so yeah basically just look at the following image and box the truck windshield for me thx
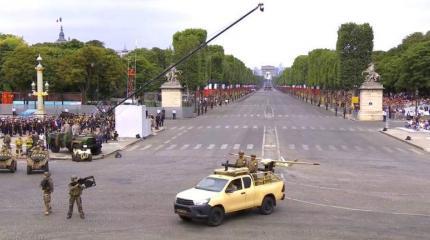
[195,177,228,192]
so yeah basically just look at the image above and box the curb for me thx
[379,130,428,152]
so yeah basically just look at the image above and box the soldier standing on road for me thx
[67,176,85,219]
[3,134,11,149]
[40,172,54,215]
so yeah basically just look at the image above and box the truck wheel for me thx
[91,148,101,155]
[259,196,275,215]
[27,166,32,175]
[179,215,192,222]
[45,162,49,172]
[207,206,224,226]
[87,155,92,161]
[10,161,16,173]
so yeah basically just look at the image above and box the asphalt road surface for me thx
[1,89,429,240]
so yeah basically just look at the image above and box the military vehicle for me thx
[0,146,17,173]
[174,153,318,226]
[48,132,102,155]
[72,144,92,162]
[27,146,49,174]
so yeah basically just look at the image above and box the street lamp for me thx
[32,54,49,116]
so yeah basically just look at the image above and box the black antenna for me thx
[104,3,264,116]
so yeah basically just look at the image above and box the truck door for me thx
[223,178,246,212]
[242,176,256,208]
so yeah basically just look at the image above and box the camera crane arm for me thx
[104,3,264,116]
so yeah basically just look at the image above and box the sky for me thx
[0,0,429,69]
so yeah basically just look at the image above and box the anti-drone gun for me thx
[72,176,96,189]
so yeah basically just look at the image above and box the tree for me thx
[336,23,374,90]
[398,41,430,94]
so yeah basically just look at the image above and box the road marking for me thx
[349,128,355,131]
[207,144,215,150]
[187,126,193,130]
[154,145,164,151]
[330,127,335,131]
[197,126,203,129]
[339,128,346,131]
[127,144,140,152]
[170,126,177,130]
[300,126,306,130]
[288,144,295,150]
[225,125,230,128]
[302,144,309,151]
[368,146,376,151]
[319,127,326,130]
[193,144,202,150]
[278,114,282,117]
[395,147,407,153]
[291,126,297,130]
[357,127,365,131]
[234,125,239,129]
[247,144,254,150]
[180,144,190,150]
[244,114,248,117]
[140,145,152,151]
[243,125,248,128]
[166,144,177,150]
[257,114,260,117]
[250,114,254,117]
[206,126,212,128]
[341,145,348,150]
[329,145,337,150]
[408,148,424,155]
[282,126,287,129]
[367,128,374,132]
[164,140,171,144]
[315,145,322,151]
[215,125,221,129]
[253,125,258,129]
[354,146,362,151]
[310,126,315,130]
[285,115,289,117]
[233,144,241,150]
[220,144,228,149]
[178,126,185,130]
[382,147,393,153]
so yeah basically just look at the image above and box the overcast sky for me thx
[1,0,429,69]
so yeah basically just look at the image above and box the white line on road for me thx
[170,126,177,129]
[282,126,287,129]
[253,125,258,129]
[247,144,254,150]
[349,128,355,131]
[207,144,215,150]
[234,125,239,129]
[395,147,407,153]
[243,125,248,128]
[408,148,424,155]
[180,144,190,150]
[166,144,177,150]
[215,125,221,129]
[368,146,376,151]
[126,144,140,152]
[225,125,230,128]
[382,146,393,153]
[315,145,322,151]
[206,126,212,128]
[178,126,185,130]
[187,126,193,130]
[154,145,164,151]
[319,127,326,130]
[193,144,202,150]
[301,126,307,130]
[220,144,228,150]
[291,126,297,130]
[310,126,315,130]
[341,145,348,150]
[329,145,337,150]
[288,144,295,150]
[233,144,241,150]
[140,145,152,151]
[197,126,203,129]
[354,146,362,151]
[302,144,309,151]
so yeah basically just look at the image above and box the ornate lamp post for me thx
[32,54,49,116]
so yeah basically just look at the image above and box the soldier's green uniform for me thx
[3,134,11,149]
[247,154,258,173]
[40,172,53,215]
[67,176,85,219]
[235,151,246,168]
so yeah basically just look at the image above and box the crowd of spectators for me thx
[383,93,430,120]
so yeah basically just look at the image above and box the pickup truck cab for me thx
[174,167,285,226]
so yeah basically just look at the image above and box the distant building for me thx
[116,46,129,58]
[56,26,67,43]
[261,65,278,78]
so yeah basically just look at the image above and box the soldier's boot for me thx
[80,213,85,219]
[67,214,72,219]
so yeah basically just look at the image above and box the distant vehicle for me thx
[26,146,49,174]
[0,147,16,173]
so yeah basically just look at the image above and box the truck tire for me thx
[207,206,224,226]
[27,165,32,175]
[10,160,16,173]
[179,215,192,222]
[259,196,275,215]
[45,162,49,172]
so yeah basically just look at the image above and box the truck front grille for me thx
[176,198,194,205]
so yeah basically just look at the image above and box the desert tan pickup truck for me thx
[174,167,285,226]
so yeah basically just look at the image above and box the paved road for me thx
[1,89,429,240]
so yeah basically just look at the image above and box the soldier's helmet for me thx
[239,151,244,156]
[71,175,78,182]
[44,171,50,177]
[250,154,256,159]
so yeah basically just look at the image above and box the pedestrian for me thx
[161,109,165,127]
[383,109,387,122]
[172,109,177,120]
[67,176,85,219]
[155,113,161,130]
[40,171,54,215]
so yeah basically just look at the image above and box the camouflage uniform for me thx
[235,151,246,168]
[67,176,85,219]
[15,137,23,155]
[3,134,11,149]
[40,172,53,215]
[247,154,258,173]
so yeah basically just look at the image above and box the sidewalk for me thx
[380,127,430,152]
[8,127,165,161]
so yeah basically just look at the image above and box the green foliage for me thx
[336,23,374,89]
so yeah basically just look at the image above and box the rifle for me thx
[75,176,96,188]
